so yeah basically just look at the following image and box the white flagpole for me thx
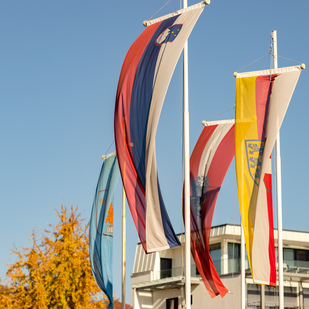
[241,224,246,309]
[271,30,284,309]
[122,186,126,309]
[182,0,191,307]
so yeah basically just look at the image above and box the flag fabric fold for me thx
[186,120,235,297]
[89,153,120,309]
[235,65,302,286]
[114,2,205,253]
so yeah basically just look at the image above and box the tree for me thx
[1,206,109,309]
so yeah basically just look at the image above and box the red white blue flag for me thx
[186,120,234,297]
[114,2,205,253]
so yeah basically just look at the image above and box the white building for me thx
[131,224,309,309]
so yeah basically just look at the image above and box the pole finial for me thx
[301,63,306,70]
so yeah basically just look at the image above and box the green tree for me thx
[2,206,109,309]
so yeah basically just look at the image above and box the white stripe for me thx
[145,7,204,252]
[251,68,301,284]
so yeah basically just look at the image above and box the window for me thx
[283,248,309,269]
[161,258,172,279]
[228,243,241,273]
[166,297,178,309]
[210,243,221,274]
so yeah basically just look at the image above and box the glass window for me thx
[228,243,240,258]
[228,243,240,273]
[210,243,221,274]
[166,297,178,309]
[295,249,309,261]
[161,258,172,279]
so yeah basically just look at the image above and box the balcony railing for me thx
[155,258,309,280]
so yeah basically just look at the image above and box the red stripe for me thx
[255,75,277,139]
[255,76,271,139]
[114,22,161,252]
[264,173,277,286]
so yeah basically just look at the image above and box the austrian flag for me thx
[185,119,235,298]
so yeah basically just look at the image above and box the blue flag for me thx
[89,153,120,309]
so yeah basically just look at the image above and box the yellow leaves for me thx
[1,205,107,308]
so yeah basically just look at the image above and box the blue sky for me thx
[1,0,308,304]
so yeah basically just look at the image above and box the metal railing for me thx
[154,258,309,280]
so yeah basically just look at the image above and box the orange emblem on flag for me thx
[105,203,113,228]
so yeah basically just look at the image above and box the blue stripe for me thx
[130,15,178,189]
[156,175,181,248]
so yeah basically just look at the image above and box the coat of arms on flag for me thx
[245,139,264,185]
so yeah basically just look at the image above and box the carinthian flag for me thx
[89,153,120,309]
[235,65,302,286]
[186,120,234,298]
[114,2,206,253]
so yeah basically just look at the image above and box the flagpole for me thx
[182,0,191,307]
[241,224,246,309]
[122,186,126,309]
[271,30,284,309]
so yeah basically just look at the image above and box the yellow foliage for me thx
[1,205,109,309]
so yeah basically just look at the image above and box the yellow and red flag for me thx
[235,65,302,286]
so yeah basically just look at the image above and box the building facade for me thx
[131,224,309,309]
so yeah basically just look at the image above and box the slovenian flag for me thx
[186,120,234,297]
[89,153,120,309]
[114,2,206,253]
[235,65,302,286]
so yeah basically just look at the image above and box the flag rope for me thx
[104,141,115,157]
[203,105,235,122]
[235,52,271,74]
[146,0,174,24]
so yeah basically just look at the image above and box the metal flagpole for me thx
[122,186,126,309]
[241,224,246,309]
[182,0,191,307]
[271,30,284,309]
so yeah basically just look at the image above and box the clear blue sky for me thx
[1,0,308,304]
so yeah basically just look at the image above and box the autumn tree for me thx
[1,206,109,309]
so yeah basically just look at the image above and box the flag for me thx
[114,2,206,253]
[235,65,302,286]
[186,120,234,297]
[89,153,120,309]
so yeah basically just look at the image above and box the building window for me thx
[283,248,309,270]
[166,297,178,309]
[195,266,200,277]
[161,258,172,279]
[210,243,221,275]
[228,243,241,273]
